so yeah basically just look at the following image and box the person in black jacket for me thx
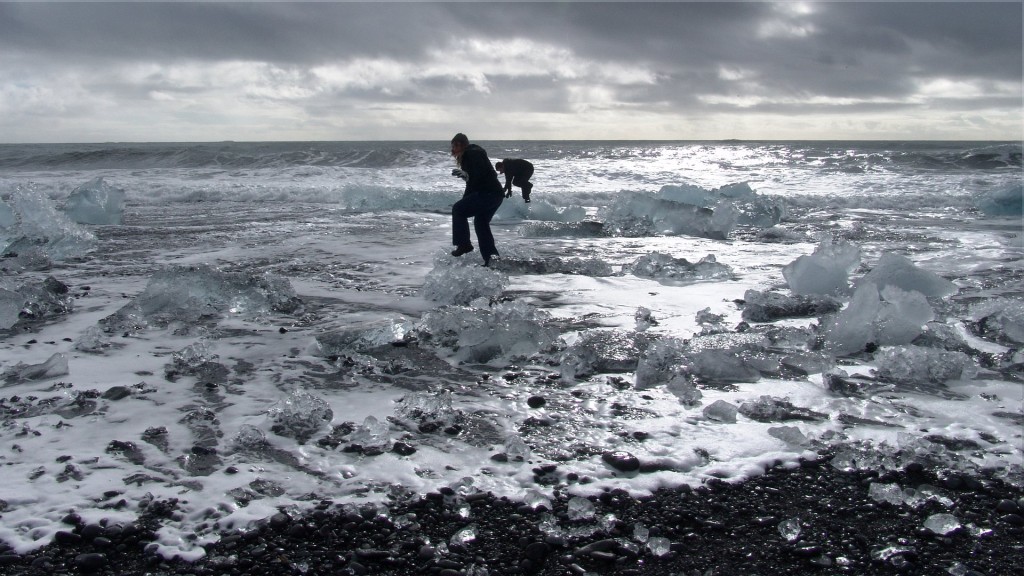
[495,158,534,202]
[449,133,504,266]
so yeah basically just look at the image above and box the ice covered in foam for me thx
[823,283,936,356]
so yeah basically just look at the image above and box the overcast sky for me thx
[1,1,1021,143]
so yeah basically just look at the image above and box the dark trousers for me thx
[512,166,534,198]
[452,192,504,257]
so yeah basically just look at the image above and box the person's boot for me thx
[451,244,474,257]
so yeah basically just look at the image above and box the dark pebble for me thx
[74,553,108,571]
[392,441,417,455]
[527,395,546,408]
[996,499,1021,514]
[601,450,640,472]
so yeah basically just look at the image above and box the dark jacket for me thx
[460,144,503,197]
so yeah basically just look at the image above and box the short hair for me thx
[495,161,504,170]
[451,133,469,146]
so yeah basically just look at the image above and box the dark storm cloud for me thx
[0,2,1020,141]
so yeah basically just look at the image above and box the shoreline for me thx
[2,452,1021,575]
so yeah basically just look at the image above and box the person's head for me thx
[450,133,469,159]
[495,161,504,173]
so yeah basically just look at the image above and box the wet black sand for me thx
[1,452,1021,575]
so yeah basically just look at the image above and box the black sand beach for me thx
[2,452,1021,576]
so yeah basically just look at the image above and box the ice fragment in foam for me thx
[858,252,957,298]
[782,238,860,297]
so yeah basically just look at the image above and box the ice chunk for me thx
[859,252,957,298]
[524,489,551,510]
[875,285,934,345]
[822,283,881,356]
[874,345,976,384]
[232,424,270,451]
[634,337,688,389]
[496,199,587,222]
[702,399,738,423]
[3,352,69,383]
[768,426,808,445]
[599,192,735,239]
[450,524,477,547]
[665,375,702,406]
[519,220,607,238]
[969,298,1024,344]
[868,482,904,505]
[420,300,557,363]
[0,287,23,329]
[685,348,763,384]
[635,307,657,332]
[316,317,415,355]
[782,238,861,296]
[101,264,301,333]
[567,496,596,521]
[5,185,96,261]
[347,415,390,450]
[647,536,671,557]
[974,182,1022,217]
[694,308,726,335]
[503,434,531,461]
[633,522,650,542]
[395,390,457,427]
[421,261,507,305]
[657,182,785,228]
[740,396,828,422]
[626,252,734,283]
[923,513,961,535]
[63,177,125,225]
[560,329,652,380]
[777,517,802,542]
[741,289,841,322]
[267,389,334,443]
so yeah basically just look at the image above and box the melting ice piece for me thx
[348,415,391,450]
[63,177,126,225]
[233,424,270,451]
[874,345,976,384]
[504,434,531,461]
[647,536,672,557]
[665,375,702,407]
[524,489,551,510]
[778,517,802,542]
[626,252,734,282]
[450,524,477,547]
[970,298,1024,344]
[266,389,334,443]
[6,185,97,261]
[868,482,904,505]
[316,317,415,355]
[421,263,507,305]
[702,400,738,423]
[859,252,957,298]
[4,352,69,383]
[567,496,596,521]
[923,513,961,535]
[633,522,650,543]
[0,287,21,329]
[768,426,808,446]
[782,238,860,297]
